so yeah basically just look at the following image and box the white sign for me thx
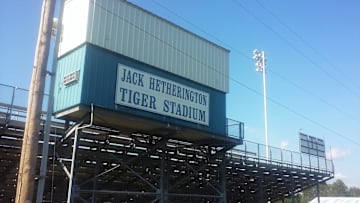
[63,70,80,86]
[115,64,210,126]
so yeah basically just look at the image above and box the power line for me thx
[265,92,360,146]
[150,0,360,146]
[151,0,251,60]
[151,0,359,122]
[232,0,360,101]
[91,0,225,85]
[97,0,360,147]
[232,77,360,146]
[267,69,360,123]
[254,0,360,95]
[233,0,360,123]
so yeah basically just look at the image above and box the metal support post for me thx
[159,153,168,203]
[258,182,264,203]
[36,0,65,202]
[15,0,55,202]
[67,127,80,203]
[5,86,16,126]
[219,158,227,203]
[91,153,100,203]
[317,155,320,171]
[257,143,260,162]
[316,183,320,203]
[289,181,296,203]
[67,105,94,202]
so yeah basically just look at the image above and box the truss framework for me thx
[0,102,334,203]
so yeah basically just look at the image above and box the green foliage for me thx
[348,187,360,197]
[275,179,360,203]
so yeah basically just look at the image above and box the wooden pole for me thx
[36,0,65,201]
[15,0,55,202]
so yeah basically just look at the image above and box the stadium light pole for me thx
[253,49,269,160]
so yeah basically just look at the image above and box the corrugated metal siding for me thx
[54,45,86,113]
[54,44,226,135]
[84,0,229,92]
[81,45,118,108]
[79,44,226,136]
[58,0,89,56]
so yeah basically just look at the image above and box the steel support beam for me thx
[258,181,264,203]
[78,189,156,196]
[78,135,168,188]
[219,156,227,203]
[168,161,209,191]
[316,183,320,203]
[91,150,100,203]
[67,127,80,203]
[110,153,158,191]
[159,152,168,203]
[167,193,220,198]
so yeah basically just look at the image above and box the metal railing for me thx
[1,83,246,140]
[0,83,49,123]
[0,83,333,175]
[229,140,334,174]
[226,118,244,140]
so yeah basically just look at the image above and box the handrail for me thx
[230,140,334,175]
[0,83,333,175]
[226,118,244,140]
[0,83,49,124]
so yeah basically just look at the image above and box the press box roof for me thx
[59,0,230,92]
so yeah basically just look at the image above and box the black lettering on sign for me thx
[118,87,156,110]
[120,68,144,87]
[163,99,206,123]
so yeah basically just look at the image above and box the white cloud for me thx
[244,126,260,136]
[334,172,347,179]
[326,148,351,160]
[280,140,288,150]
[327,173,347,184]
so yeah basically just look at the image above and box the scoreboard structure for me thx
[299,132,326,158]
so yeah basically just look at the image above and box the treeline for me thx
[277,179,360,202]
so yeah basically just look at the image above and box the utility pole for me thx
[15,0,56,202]
[36,1,65,201]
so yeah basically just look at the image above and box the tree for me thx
[329,179,348,196]
[348,187,360,197]
[275,179,360,202]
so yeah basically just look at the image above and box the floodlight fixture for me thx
[253,49,265,73]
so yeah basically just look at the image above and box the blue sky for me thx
[1,0,360,187]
